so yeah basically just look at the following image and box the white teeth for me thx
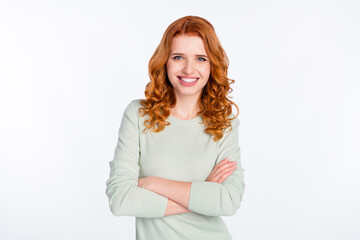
[179,77,198,83]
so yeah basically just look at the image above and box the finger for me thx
[207,159,233,182]
[218,172,232,184]
[207,160,228,180]
[212,162,237,179]
[212,166,236,181]
[206,158,229,181]
[217,170,234,183]
[213,165,236,181]
[211,165,235,182]
[212,158,231,173]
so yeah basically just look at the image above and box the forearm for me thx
[147,177,192,209]
[106,176,168,218]
[165,199,192,216]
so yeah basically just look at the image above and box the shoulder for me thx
[227,112,240,130]
[217,112,240,144]
[124,99,144,113]
[122,99,147,125]
[127,98,145,111]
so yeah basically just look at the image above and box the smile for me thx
[177,76,199,83]
[177,76,199,87]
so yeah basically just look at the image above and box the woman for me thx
[106,15,245,240]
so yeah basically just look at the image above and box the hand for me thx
[138,176,156,190]
[206,158,237,184]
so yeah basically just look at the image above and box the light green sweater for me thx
[106,99,245,240]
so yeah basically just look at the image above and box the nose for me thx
[183,59,195,75]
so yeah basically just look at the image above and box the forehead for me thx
[170,34,207,54]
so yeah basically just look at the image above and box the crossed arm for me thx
[138,159,237,216]
[139,177,192,216]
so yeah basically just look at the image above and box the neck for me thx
[170,95,201,120]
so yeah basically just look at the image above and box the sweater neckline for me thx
[168,114,203,124]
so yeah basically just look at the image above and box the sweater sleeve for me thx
[187,116,246,216]
[105,99,169,218]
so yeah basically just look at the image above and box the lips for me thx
[177,76,199,82]
[177,76,199,86]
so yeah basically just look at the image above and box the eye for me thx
[197,57,207,61]
[172,56,182,60]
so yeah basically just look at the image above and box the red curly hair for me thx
[139,15,239,142]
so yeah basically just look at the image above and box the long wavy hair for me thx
[138,15,239,142]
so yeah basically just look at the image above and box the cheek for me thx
[166,63,177,76]
[201,64,211,77]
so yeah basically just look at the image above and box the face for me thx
[166,34,211,100]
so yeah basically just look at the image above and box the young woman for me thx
[106,15,245,240]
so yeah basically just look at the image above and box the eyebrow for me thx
[170,53,208,58]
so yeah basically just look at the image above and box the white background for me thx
[1,0,359,239]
